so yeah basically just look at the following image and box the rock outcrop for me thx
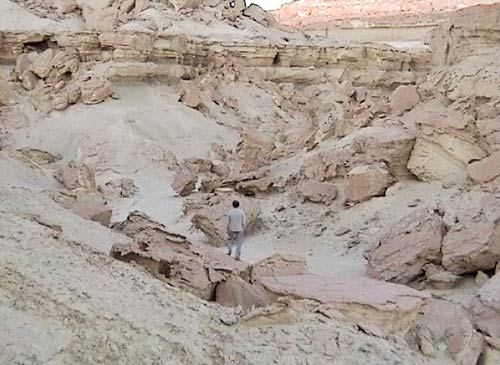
[111,211,251,300]
[345,163,394,203]
[251,254,307,283]
[215,276,274,312]
[442,204,500,275]
[366,209,445,284]
[54,161,112,226]
[259,273,430,334]
[414,299,484,363]
[297,180,337,205]
[172,169,198,196]
[470,272,500,340]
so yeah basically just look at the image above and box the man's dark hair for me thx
[232,200,240,208]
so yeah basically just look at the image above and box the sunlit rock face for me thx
[274,0,500,27]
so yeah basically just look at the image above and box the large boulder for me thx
[468,150,500,184]
[345,163,394,203]
[390,85,421,115]
[242,4,276,26]
[54,161,112,226]
[79,79,113,105]
[251,254,307,283]
[301,127,415,182]
[215,276,274,312]
[366,209,445,284]
[414,299,484,363]
[185,193,260,246]
[297,180,337,205]
[407,102,488,181]
[442,204,500,275]
[112,211,251,300]
[258,273,429,335]
[233,132,275,175]
[171,169,198,196]
[470,272,500,340]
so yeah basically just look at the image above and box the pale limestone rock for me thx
[112,211,250,300]
[82,4,120,31]
[390,85,421,115]
[442,205,500,275]
[468,151,500,183]
[30,49,55,79]
[476,271,490,287]
[470,272,500,340]
[21,71,39,91]
[366,209,445,284]
[424,264,460,290]
[407,104,488,181]
[242,4,275,26]
[171,169,197,196]
[259,273,429,335]
[345,163,394,203]
[215,276,274,312]
[179,82,203,109]
[251,254,307,283]
[80,79,113,105]
[298,180,337,205]
[416,299,484,364]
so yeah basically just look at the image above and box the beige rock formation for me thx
[470,272,500,340]
[297,180,337,205]
[172,169,198,196]
[424,264,460,290]
[468,151,500,183]
[366,209,445,284]
[112,211,251,300]
[442,204,500,275]
[415,299,484,364]
[407,103,488,181]
[251,254,307,283]
[215,276,274,312]
[345,163,394,203]
[390,85,420,115]
[80,79,113,105]
[54,161,112,226]
[259,273,430,334]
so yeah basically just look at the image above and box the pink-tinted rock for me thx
[345,163,394,203]
[416,299,484,363]
[442,205,500,275]
[112,211,251,300]
[298,180,337,205]
[171,169,197,196]
[468,151,500,183]
[366,208,445,284]
[470,272,500,340]
[259,273,429,334]
[390,85,421,115]
[215,276,274,312]
[80,79,113,105]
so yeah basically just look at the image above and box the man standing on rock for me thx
[227,200,246,261]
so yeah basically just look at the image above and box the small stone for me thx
[476,271,489,287]
[335,227,350,236]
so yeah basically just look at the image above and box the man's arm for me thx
[242,211,246,230]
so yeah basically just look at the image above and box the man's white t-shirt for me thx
[228,208,246,232]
